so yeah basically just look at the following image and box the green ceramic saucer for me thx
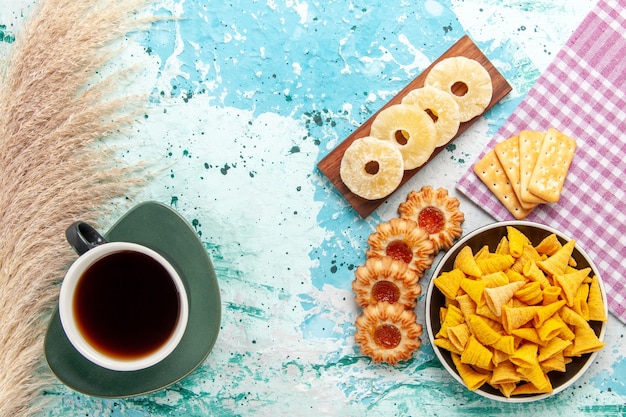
[44,201,221,398]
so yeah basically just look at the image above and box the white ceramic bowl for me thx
[425,220,608,402]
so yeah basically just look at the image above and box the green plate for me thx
[44,201,221,398]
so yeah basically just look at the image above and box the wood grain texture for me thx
[317,35,512,218]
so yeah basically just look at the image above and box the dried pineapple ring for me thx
[424,56,492,122]
[354,302,423,364]
[340,136,404,200]
[402,86,461,147]
[369,104,437,170]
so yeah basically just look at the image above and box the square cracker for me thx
[494,135,536,210]
[528,128,577,203]
[518,130,550,204]
[474,149,535,219]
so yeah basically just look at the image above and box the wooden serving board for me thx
[317,35,512,218]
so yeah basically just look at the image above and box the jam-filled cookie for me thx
[355,302,423,364]
[352,256,421,310]
[366,217,435,277]
[398,186,464,253]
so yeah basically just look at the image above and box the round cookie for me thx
[354,302,423,365]
[398,185,465,254]
[402,86,461,147]
[352,256,421,310]
[365,217,435,276]
[424,56,493,122]
[369,104,437,170]
[339,136,404,200]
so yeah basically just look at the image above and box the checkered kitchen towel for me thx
[457,0,626,322]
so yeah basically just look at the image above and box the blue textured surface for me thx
[2,0,624,415]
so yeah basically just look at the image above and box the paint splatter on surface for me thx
[1,0,624,415]
[0,25,15,43]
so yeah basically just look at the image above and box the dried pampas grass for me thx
[0,0,153,415]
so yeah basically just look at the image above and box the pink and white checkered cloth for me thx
[457,0,626,322]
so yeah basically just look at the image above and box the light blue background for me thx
[2,0,624,415]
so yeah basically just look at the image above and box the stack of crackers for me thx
[474,128,577,219]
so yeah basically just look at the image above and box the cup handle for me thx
[65,221,108,255]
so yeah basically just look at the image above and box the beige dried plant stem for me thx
[0,0,153,415]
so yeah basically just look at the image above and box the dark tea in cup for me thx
[60,222,189,371]
[74,250,181,361]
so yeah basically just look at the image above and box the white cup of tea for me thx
[59,222,189,371]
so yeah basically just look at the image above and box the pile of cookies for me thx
[474,128,577,219]
[352,186,465,364]
[340,56,493,200]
